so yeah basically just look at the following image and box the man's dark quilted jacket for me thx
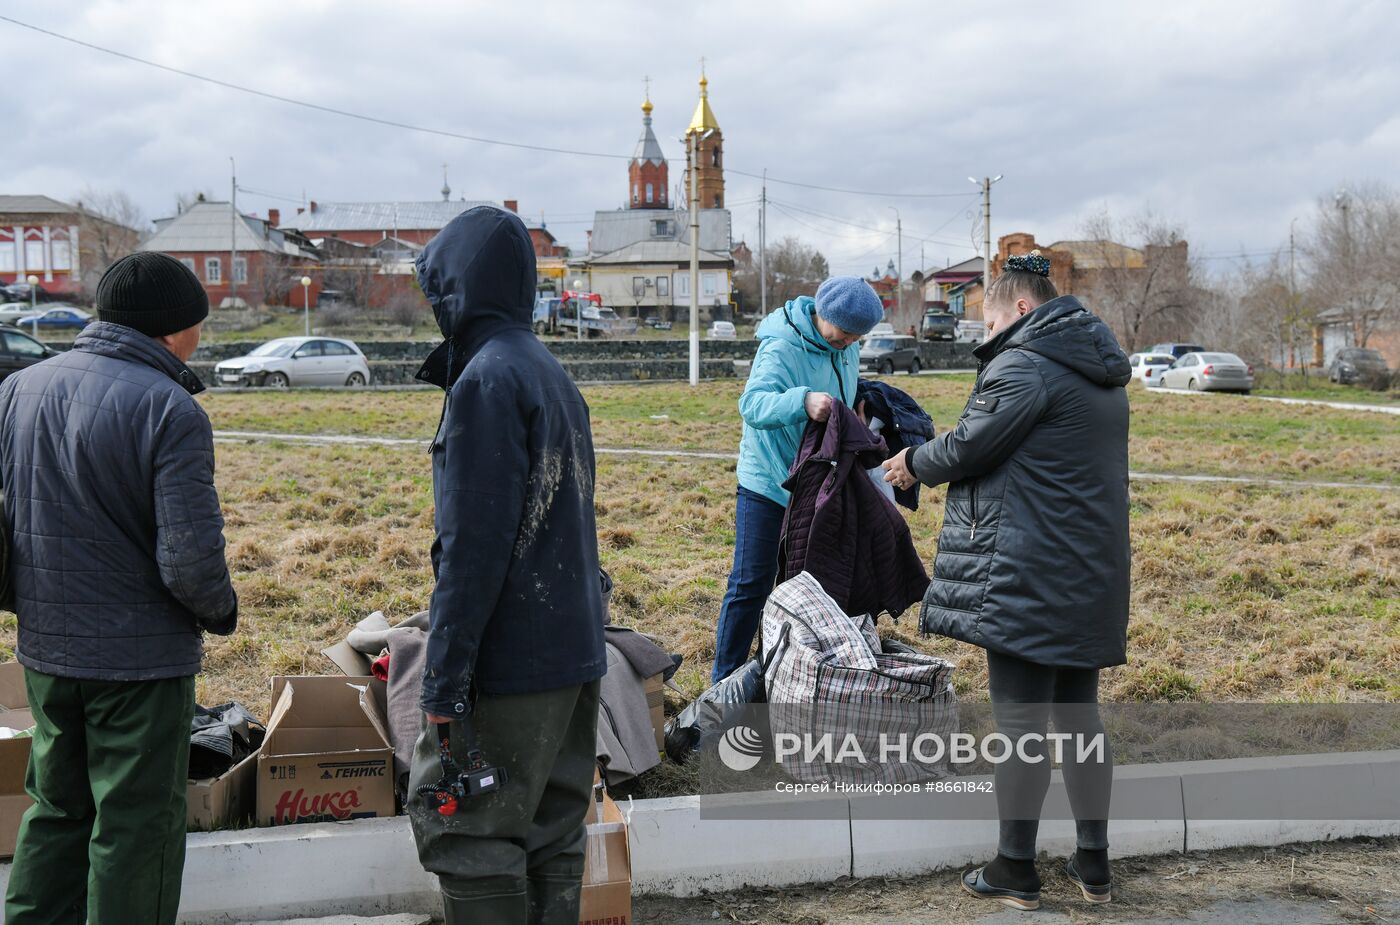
[0,322,237,681]
[778,401,929,619]
[909,296,1131,669]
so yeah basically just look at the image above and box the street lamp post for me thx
[26,274,38,336]
[572,279,584,342]
[300,276,312,336]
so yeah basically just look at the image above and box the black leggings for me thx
[986,650,1111,860]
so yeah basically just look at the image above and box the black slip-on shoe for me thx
[960,866,1041,911]
[1065,855,1113,903]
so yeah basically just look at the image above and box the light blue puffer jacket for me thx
[736,297,860,506]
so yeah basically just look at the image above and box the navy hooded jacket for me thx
[414,206,606,713]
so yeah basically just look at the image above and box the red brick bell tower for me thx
[628,94,669,209]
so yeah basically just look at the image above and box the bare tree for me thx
[1303,182,1400,350]
[1078,210,1201,352]
[253,253,298,308]
[765,236,830,307]
[71,187,144,294]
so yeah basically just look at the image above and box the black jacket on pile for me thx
[855,378,935,511]
[909,296,1132,669]
[0,323,237,681]
[780,401,928,620]
[415,206,606,713]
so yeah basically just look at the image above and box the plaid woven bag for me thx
[761,572,958,786]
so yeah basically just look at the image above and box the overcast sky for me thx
[4,1,1397,278]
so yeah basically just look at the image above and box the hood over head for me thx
[415,206,536,388]
[976,295,1131,387]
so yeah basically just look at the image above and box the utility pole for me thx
[759,168,767,317]
[229,156,238,308]
[969,175,1002,319]
[889,206,902,326]
[689,130,701,386]
[1334,189,1353,347]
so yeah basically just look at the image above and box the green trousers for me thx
[408,681,600,925]
[4,670,195,925]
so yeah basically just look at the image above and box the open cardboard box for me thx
[258,676,395,827]
[581,774,632,925]
[0,662,34,858]
[187,749,258,832]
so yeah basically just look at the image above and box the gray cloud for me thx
[4,0,1397,278]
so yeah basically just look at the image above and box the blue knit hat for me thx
[814,276,884,335]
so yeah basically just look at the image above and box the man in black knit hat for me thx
[0,252,237,924]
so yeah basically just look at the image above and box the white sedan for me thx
[1158,352,1254,394]
[213,337,371,388]
[1128,352,1176,388]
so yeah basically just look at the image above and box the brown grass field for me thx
[0,377,1395,718]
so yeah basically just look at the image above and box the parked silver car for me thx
[214,337,371,388]
[1158,351,1254,393]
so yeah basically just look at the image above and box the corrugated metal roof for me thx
[0,195,77,215]
[933,256,984,277]
[590,208,730,255]
[284,200,495,233]
[587,240,730,265]
[138,201,304,255]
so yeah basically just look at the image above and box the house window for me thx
[645,182,654,204]
[632,184,639,204]
[179,258,196,273]
[713,194,722,208]
[50,238,71,271]
[711,146,721,168]
[656,276,669,297]
[651,220,672,237]
[205,257,222,284]
[632,276,645,297]
[676,274,689,297]
[702,272,716,297]
[233,257,248,284]
[0,234,13,273]
[25,237,45,271]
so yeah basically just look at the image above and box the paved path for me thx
[212,431,1399,491]
[1152,387,1400,416]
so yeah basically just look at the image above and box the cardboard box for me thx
[644,673,665,754]
[187,749,258,832]
[257,676,395,827]
[0,662,34,858]
[579,787,632,925]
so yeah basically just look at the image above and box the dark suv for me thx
[0,325,57,383]
[1148,342,1207,360]
[860,335,921,375]
[1328,347,1392,388]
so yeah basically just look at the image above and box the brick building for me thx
[628,95,669,209]
[139,200,319,308]
[682,74,725,210]
[0,195,141,296]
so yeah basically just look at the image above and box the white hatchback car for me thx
[214,337,371,388]
[1128,352,1176,388]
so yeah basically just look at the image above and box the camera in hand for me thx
[417,721,508,817]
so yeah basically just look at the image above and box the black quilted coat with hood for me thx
[909,295,1132,669]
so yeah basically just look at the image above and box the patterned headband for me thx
[1003,251,1051,277]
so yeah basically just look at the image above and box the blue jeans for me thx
[712,486,786,683]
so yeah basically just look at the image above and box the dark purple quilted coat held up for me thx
[778,401,929,619]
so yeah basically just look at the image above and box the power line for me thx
[0,14,974,201]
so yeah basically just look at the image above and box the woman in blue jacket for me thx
[711,277,884,682]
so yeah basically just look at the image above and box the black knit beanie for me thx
[95,252,210,338]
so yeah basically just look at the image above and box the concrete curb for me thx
[0,751,1395,919]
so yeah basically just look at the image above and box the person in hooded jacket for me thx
[711,277,884,683]
[409,206,606,925]
[884,253,1131,911]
